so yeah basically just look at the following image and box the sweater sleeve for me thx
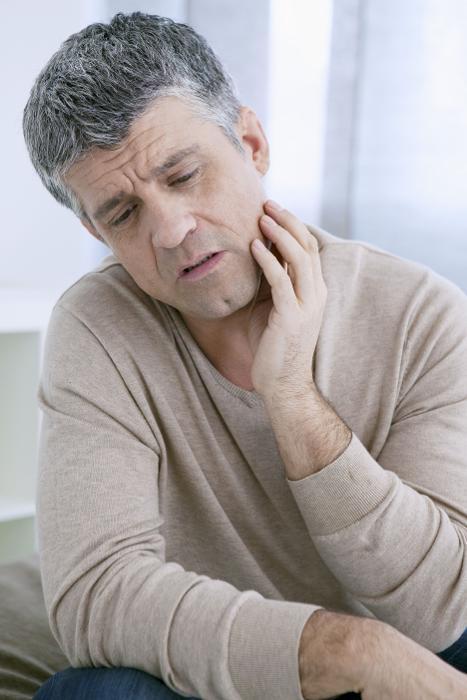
[37,303,319,700]
[287,272,467,653]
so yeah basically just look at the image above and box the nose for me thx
[146,197,197,249]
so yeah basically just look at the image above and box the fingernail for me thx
[266,200,283,211]
[261,214,276,226]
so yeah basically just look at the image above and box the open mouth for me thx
[183,253,217,274]
[180,251,225,280]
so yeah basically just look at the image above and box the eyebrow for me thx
[92,145,201,221]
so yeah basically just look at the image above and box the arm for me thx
[276,275,467,652]
[37,303,319,700]
[298,609,467,700]
[249,203,467,652]
[264,381,352,480]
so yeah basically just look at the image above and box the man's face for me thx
[66,97,270,322]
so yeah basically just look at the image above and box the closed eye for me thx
[111,204,137,227]
[110,168,199,227]
[170,168,199,186]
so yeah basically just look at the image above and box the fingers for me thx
[264,200,320,254]
[253,200,321,303]
[257,216,308,301]
[251,238,297,317]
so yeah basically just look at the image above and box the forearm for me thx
[298,609,368,699]
[287,426,466,650]
[266,386,466,650]
[298,609,467,700]
[264,384,352,480]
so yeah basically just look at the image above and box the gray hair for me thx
[23,12,242,218]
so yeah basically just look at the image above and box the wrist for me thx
[262,379,317,413]
[264,386,352,479]
[298,610,367,699]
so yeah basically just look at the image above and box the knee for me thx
[33,665,173,699]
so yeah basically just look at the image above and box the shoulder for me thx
[44,256,176,375]
[49,254,170,338]
[312,225,430,290]
[55,255,150,318]
[310,225,467,325]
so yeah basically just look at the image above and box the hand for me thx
[248,200,327,400]
[359,621,467,700]
[298,610,467,700]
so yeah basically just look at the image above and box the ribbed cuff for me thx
[229,596,322,700]
[287,432,394,535]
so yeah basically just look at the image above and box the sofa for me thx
[0,555,68,699]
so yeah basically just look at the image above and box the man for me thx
[24,12,467,700]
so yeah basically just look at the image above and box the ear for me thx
[237,106,270,176]
[81,216,105,243]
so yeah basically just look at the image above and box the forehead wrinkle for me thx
[126,121,165,155]
[104,143,200,195]
[76,125,163,188]
[147,145,201,179]
[91,172,135,221]
[88,129,168,190]
[87,156,136,190]
[91,143,201,220]
[71,102,204,220]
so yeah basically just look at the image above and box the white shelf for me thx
[0,498,35,523]
[0,288,55,332]
[0,291,54,562]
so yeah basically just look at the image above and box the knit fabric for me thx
[36,226,467,699]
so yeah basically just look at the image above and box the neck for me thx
[180,273,271,391]
[182,304,255,389]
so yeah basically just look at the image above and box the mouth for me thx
[178,251,225,281]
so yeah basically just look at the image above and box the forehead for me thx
[65,97,218,209]
[118,96,205,158]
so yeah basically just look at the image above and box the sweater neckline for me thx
[161,303,264,408]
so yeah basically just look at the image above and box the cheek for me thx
[206,170,263,223]
[113,237,156,278]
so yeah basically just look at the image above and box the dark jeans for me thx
[33,627,467,700]
[33,666,198,699]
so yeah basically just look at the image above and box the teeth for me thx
[185,253,215,273]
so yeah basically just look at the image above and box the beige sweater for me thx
[37,226,467,700]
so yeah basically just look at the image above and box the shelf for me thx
[0,288,55,332]
[0,291,49,563]
[0,498,35,523]
[0,518,37,564]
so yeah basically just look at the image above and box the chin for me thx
[182,299,245,321]
[182,281,259,320]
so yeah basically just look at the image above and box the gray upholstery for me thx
[0,555,68,699]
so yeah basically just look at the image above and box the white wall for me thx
[106,0,187,23]
[266,0,333,223]
[2,0,108,297]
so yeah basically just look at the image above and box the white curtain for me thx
[323,0,467,292]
